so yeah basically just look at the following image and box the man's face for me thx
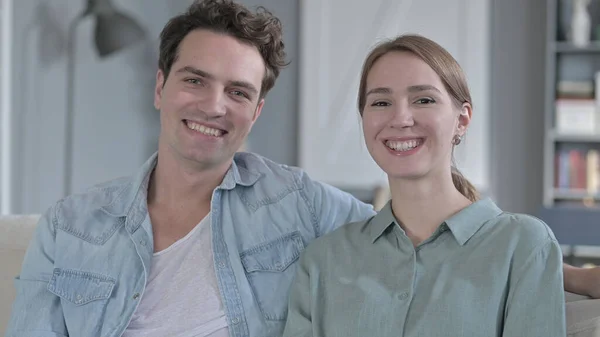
[154,29,265,170]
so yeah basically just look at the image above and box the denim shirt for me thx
[5,152,375,337]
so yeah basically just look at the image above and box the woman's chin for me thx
[386,169,426,182]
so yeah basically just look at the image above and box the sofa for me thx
[2,215,600,336]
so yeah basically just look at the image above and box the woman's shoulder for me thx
[488,211,559,258]
[495,212,557,241]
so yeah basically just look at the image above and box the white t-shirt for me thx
[122,213,229,337]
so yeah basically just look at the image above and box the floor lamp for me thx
[63,0,146,197]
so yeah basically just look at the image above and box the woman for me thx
[282,35,565,337]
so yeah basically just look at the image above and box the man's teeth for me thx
[386,139,420,152]
[186,121,223,137]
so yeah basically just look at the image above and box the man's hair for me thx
[158,0,288,99]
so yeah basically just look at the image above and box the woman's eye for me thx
[371,101,390,107]
[415,98,435,104]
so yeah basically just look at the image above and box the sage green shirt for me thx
[282,198,566,337]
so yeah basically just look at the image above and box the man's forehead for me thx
[175,31,265,80]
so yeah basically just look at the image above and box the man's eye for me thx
[371,101,390,107]
[185,78,202,85]
[231,90,249,98]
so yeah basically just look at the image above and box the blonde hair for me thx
[357,34,479,202]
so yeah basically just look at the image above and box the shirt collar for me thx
[444,198,502,245]
[218,152,262,190]
[369,198,503,245]
[101,151,262,217]
[369,200,397,243]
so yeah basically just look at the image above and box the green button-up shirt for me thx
[282,198,566,337]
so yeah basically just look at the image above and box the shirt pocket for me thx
[240,231,305,321]
[47,268,115,333]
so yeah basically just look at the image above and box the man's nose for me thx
[199,89,226,117]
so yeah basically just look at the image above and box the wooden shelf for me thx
[554,42,600,53]
[550,130,600,143]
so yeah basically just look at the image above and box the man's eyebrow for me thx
[175,66,215,80]
[174,66,259,96]
[365,87,392,97]
[407,84,442,94]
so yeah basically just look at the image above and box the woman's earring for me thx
[452,134,462,145]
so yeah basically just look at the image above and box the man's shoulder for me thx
[234,151,311,189]
[62,176,132,209]
[50,175,135,231]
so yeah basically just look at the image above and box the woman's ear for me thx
[456,102,472,136]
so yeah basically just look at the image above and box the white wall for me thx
[2,0,499,215]
[5,0,193,214]
[298,0,491,193]
[4,0,302,214]
[1,0,14,214]
[241,0,299,166]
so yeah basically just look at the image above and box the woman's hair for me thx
[357,34,479,202]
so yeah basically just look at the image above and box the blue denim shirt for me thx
[6,152,375,337]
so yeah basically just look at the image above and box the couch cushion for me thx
[567,298,600,337]
[0,215,39,334]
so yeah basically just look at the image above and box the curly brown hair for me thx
[158,0,288,99]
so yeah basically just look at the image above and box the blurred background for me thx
[1,0,600,265]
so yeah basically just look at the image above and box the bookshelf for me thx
[550,130,600,142]
[554,41,600,53]
[540,0,600,246]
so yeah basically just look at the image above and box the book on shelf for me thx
[556,80,594,99]
[555,98,598,135]
[554,77,600,135]
[555,148,600,195]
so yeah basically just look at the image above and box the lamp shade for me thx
[94,11,145,57]
[83,0,146,57]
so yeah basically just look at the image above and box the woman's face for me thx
[361,51,471,180]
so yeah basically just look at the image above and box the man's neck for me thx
[146,148,233,252]
[389,172,472,246]
[148,149,231,210]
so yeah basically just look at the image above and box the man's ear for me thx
[154,70,166,110]
[252,99,265,123]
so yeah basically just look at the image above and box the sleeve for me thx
[299,172,376,237]
[502,236,566,337]
[282,253,314,337]
[5,203,68,337]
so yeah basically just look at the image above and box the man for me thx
[5,1,600,336]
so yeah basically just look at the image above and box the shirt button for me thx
[133,293,140,300]
[398,292,409,300]
[231,317,240,325]
[218,261,226,268]
[140,240,146,246]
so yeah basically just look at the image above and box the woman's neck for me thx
[388,172,472,246]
